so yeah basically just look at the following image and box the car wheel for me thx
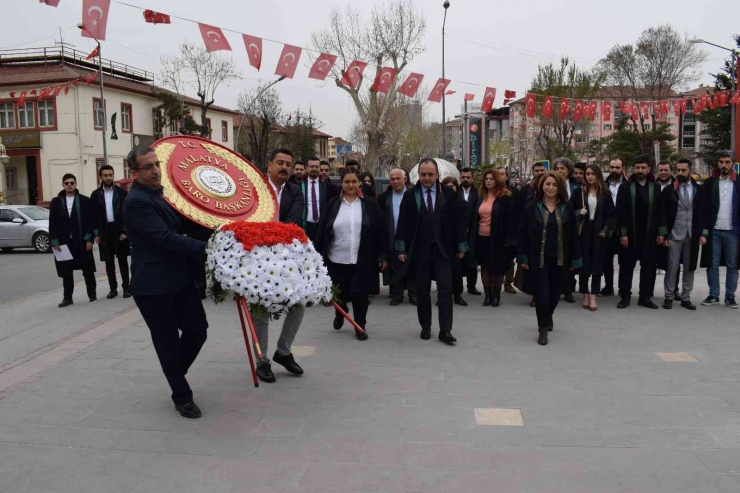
[33,233,51,253]
[1,247,13,253]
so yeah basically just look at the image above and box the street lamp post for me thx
[690,38,738,157]
[441,1,450,158]
[78,25,107,167]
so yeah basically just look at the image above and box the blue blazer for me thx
[123,181,206,296]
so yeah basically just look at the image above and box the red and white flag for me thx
[397,73,424,97]
[86,46,99,60]
[559,98,570,118]
[464,93,475,102]
[275,44,302,78]
[710,95,719,110]
[198,24,231,52]
[525,93,536,118]
[630,102,639,120]
[445,90,456,96]
[660,100,669,116]
[370,67,399,94]
[40,0,60,6]
[542,96,554,118]
[729,91,740,105]
[52,84,63,97]
[340,60,367,89]
[674,100,680,117]
[308,53,337,81]
[64,82,73,95]
[602,101,612,121]
[242,35,262,71]
[80,0,110,41]
[143,9,171,24]
[480,87,496,113]
[503,89,516,105]
[583,102,592,120]
[573,100,584,121]
[17,91,27,108]
[589,100,598,119]
[718,91,730,107]
[427,78,451,103]
[639,101,649,118]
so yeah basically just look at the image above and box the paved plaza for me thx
[1,264,740,492]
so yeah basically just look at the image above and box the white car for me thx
[0,205,51,253]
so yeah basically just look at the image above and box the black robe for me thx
[467,193,518,275]
[658,179,707,272]
[90,184,130,261]
[49,191,96,278]
[616,176,661,266]
[378,186,410,286]
[580,190,616,277]
[315,195,386,298]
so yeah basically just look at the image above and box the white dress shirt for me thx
[306,178,321,223]
[269,178,285,209]
[462,186,471,202]
[65,196,74,217]
[329,197,362,264]
[716,176,733,230]
[608,178,623,207]
[588,193,598,220]
[565,179,572,199]
[103,186,115,223]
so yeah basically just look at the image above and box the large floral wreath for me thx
[206,221,333,319]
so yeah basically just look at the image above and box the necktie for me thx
[427,188,434,215]
[682,184,689,204]
[311,181,319,222]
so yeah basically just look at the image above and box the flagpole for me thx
[441,1,450,158]
[78,24,107,167]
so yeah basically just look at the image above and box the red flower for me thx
[221,221,308,251]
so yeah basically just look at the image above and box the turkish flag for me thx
[52,84,63,97]
[729,91,740,105]
[242,35,263,71]
[583,102,591,120]
[370,67,399,94]
[308,53,337,81]
[660,100,669,116]
[525,93,536,118]
[718,91,730,107]
[143,9,171,24]
[340,60,367,89]
[602,101,612,121]
[397,73,424,98]
[64,82,73,95]
[639,101,649,118]
[464,93,475,102]
[198,24,231,52]
[30,90,37,96]
[679,99,688,115]
[559,98,569,118]
[630,102,639,121]
[710,95,719,110]
[428,78,451,103]
[86,46,99,60]
[445,90,456,96]
[80,0,110,41]
[589,100,598,119]
[503,89,516,105]
[481,87,496,113]
[275,44,302,78]
[40,0,60,6]
[39,87,51,99]
[573,100,583,121]
[17,91,27,108]
[542,96,554,118]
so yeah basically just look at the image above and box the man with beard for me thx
[701,150,740,309]
[301,156,339,242]
[554,157,582,302]
[656,160,675,191]
[521,162,547,204]
[91,165,130,299]
[319,160,332,183]
[394,158,468,344]
[288,160,306,185]
[616,156,662,309]
[658,158,707,310]
[573,162,586,186]
[458,168,480,295]
[601,158,626,296]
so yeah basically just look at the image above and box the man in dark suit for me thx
[252,148,307,383]
[458,167,480,295]
[554,157,583,302]
[123,147,208,419]
[91,165,130,299]
[394,158,468,345]
[301,156,339,242]
[602,158,626,296]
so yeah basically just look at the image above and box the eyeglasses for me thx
[134,162,161,172]
[63,181,76,186]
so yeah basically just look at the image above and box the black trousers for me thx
[535,257,563,329]
[134,285,208,406]
[389,271,417,300]
[603,237,618,292]
[415,245,453,333]
[465,266,478,290]
[305,222,320,244]
[62,267,97,300]
[618,255,657,299]
[102,229,130,292]
[328,262,370,328]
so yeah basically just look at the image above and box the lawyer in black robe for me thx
[90,180,131,297]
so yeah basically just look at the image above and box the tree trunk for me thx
[200,105,209,139]
[365,131,383,175]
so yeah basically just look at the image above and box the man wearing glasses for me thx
[123,147,209,419]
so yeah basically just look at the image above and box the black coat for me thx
[658,179,707,272]
[467,192,518,275]
[458,185,479,208]
[315,195,386,297]
[392,182,468,283]
[700,174,740,268]
[616,177,661,265]
[299,178,340,229]
[278,180,305,225]
[49,191,96,278]
[517,200,582,293]
[378,186,411,285]
[90,184,130,261]
[579,190,616,276]
[122,181,206,296]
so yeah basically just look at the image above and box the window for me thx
[221,120,228,142]
[589,124,599,132]
[614,108,623,119]
[121,103,132,133]
[38,99,55,128]
[95,158,106,184]
[0,209,21,222]
[18,102,35,128]
[93,98,105,129]
[682,138,695,149]
[0,102,15,129]
[153,108,163,137]
[204,118,212,140]
[5,167,17,190]
[603,124,612,131]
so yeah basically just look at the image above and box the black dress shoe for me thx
[438,331,457,345]
[89,297,97,303]
[564,293,575,303]
[256,362,276,383]
[637,298,659,309]
[333,313,344,330]
[122,289,132,298]
[617,297,630,309]
[409,297,417,306]
[58,298,73,308]
[538,330,548,345]
[420,329,431,340]
[467,287,482,296]
[491,289,501,307]
[106,290,118,299]
[681,300,697,310]
[389,297,402,306]
[600,288,615,297]
[355,326,368,341]
[175,401,202,419]
[272,351,304,375]
[454,294,468,306]
[662,298,673,309]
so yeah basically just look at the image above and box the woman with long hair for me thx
[578,164,616,311]
[468,169,518,307]
[359,171,377,199]
[316,168,387,340]
[518,172,582,345]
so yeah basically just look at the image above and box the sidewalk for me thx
[1,271,740,492]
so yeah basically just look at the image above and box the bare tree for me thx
[597,25,707,161]
[160,42,241,138]
[235,83,283,170]
[311,0,426,175]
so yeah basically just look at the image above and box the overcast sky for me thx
[4,0,739,141]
